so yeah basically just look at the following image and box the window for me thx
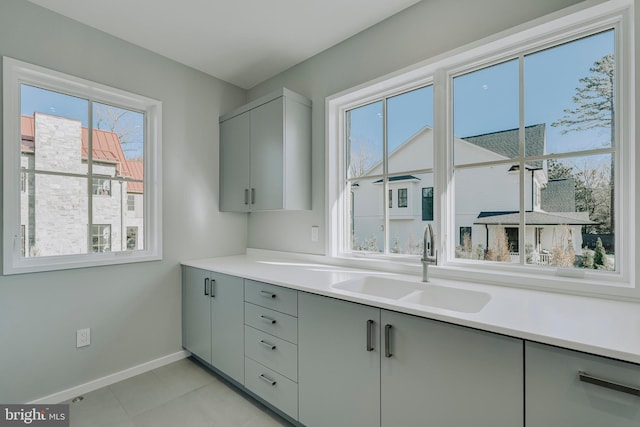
[422,187,433,221]
[126,226,138,250]
[92,177,111,196]
[398,188,408,208]
[91,225,111,253]
[127,194,135,211]
[346,86,434,255]
[3,57,162,274]
[328,1,633,296]
[459,226,472,246]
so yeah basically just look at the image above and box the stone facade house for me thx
[20,113,143,257]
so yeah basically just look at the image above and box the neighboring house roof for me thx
[474,210,596,225]
[461,124,546,168]
[21,114,143,194]
[373,175,421,183]
[541,178,576,212]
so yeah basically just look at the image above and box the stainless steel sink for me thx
[332,276,491,313]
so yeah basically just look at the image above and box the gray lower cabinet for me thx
[526,341,640,427]
[181,266,244,384]
[298,292,381,427]
[243,280,299,420]
[298,292,523,427]
[381,310,523,427]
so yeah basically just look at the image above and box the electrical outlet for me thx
[76,328,90,348]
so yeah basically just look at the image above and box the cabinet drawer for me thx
[244,302,298,344]
[245,357,298,420]
[244,280,297,316]
[245,326,297,381]
[526,341,640,426]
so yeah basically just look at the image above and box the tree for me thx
[551,54,615,231]
[94,104,143,160]
[593,237,607,268]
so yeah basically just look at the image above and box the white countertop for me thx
[183,252,640,365]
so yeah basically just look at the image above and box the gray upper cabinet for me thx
[219,88,311,212]
[526,341,640,427]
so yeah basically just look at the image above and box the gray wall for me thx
[0,0,247,403]
[246,0,596,255]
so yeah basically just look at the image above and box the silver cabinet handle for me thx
[259,340,276,350]
[579,372,640,397]
[260,290,276,299]
[259,373,276,386]
[210,279,216,298]
[260,315,277,324]
[251,188,256,205]
[366,320,375,352]
[204,278,209,296]
[244,189,249,205]
[384,324,393,358]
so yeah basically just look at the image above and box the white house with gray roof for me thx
[351,124,595,264]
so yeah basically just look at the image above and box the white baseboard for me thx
[29,350,190,404]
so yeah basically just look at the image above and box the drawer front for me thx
[245,302,298,344]
[245,357,298,420]
[244,280,297,316]
[526,341,640,427]
[245,326,297,381]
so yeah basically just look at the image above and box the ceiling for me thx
[26,0,422,89]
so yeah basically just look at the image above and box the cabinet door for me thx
[181,266,211,363]
[298,292,381,427]
[250,97,284,211]
[381,311,523,427]
[526,341,640,427]
[220,112,250,212]
[210,272,245,384]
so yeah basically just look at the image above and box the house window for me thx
[346,86,434,255]
[92,177,111,196]
[126,226,138,250]
[127,194,135,211]
[328,1,633,295]
[459,227,472,246]
[91,225,111,253]
[397,188,408,208]
[422,187,433,221]
[453,28,617,272]
[3,57,162,274]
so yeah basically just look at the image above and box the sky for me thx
[348,29,615,173]
[20,85,145,160]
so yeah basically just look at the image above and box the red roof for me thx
[21,114,143,194]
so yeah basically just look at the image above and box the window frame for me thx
[327,0,635,298]
[3,57,163,275]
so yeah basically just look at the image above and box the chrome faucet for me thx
[421,224,437,282]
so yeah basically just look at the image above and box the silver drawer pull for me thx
[260,290,276,299]
[259,340,276,350]
[259,373,277,386]
[579,372,640,397]
[260,315,277,324]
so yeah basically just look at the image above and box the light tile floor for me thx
[65,357,295,427]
